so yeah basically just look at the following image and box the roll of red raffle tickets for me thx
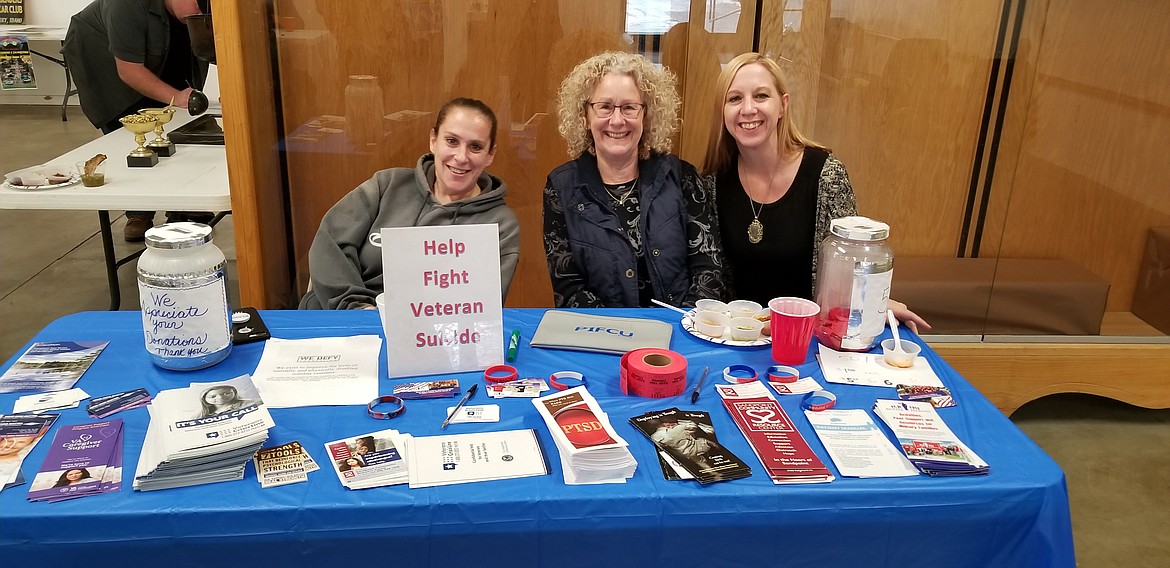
[619,348,688,398]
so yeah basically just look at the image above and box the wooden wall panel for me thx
[758,0,829,138]
[984,0,1170,311]
[273,0,648,308]
[783,0,1003,258]
[214,0,293,308]
[676,0,755,165]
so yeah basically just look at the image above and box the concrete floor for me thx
[3,105,1169,566]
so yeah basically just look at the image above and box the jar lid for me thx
[830,216,890,241]
[144,222,214,249]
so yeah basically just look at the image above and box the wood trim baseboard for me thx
[933,342,1170,415]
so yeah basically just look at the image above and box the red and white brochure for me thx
[717,381,834,484]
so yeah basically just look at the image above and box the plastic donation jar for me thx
[813,216,894,352]
[137,222,232,370]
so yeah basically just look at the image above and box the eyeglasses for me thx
[587,101,645,118]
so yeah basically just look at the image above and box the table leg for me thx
[62,63,74,122]
[97,211,121,311]
[30,46,72,122]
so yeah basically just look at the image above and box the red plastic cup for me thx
[769,297,821,365]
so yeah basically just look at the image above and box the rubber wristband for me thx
[367,395,406,419]
[549,371,586,391]
[767,365,800,384]
[722,364,758,384]
[484,364,519,383]
[801,389,837,412]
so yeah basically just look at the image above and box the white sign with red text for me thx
[381,224,504,378]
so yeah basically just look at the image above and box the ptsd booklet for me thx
[531,386,637,484]
[0,341,109,394]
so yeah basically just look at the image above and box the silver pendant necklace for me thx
[605,178,639,205]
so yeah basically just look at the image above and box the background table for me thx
[0,112,230,309]
[0,309,1075,567]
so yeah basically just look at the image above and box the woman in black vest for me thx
[543,52,725,308]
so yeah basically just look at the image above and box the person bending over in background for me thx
[63,0,214,241]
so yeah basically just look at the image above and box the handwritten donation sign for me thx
[138,280,231,360]
[380,224,504,378]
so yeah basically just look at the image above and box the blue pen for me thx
[506,329,521,362]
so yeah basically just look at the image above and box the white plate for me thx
[4,173,81,191]
[681,310,770,348]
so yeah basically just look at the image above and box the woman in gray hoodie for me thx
[300,97,520,310]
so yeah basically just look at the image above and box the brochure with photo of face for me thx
[324,429,410,490]
[630,408,752,484]
[27,419,124,503]
[0,413,60,491]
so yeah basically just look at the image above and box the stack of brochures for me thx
[805,409,919,478]
[717,381,834,484]
[0,341,109,394]
[532,386,637,484]
[872,399,989,477]
[0,413,60,491]
[253,441,319,488]
[133,375,275,491]
[323,429,411,490]
[27,418,124,502]
[630,408,751,483]
[406,429,549,488]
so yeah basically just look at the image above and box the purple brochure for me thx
[27,419,123,502]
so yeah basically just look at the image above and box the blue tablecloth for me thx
[0,309,1075,567]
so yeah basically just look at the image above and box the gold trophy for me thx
[120,113,159,167]
[140,107,177,157]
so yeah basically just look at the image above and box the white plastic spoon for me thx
[887,309,906,355]
[650,298,688,315]
[651,298,700,326]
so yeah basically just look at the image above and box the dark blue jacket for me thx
[544,152,722,308]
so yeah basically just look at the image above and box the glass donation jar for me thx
[813,216,894,352]
[137,222,232,370]
[345,74,385,147]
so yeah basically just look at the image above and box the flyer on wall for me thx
[0,33,37,90]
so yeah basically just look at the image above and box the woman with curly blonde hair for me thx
[543,52,725,308]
